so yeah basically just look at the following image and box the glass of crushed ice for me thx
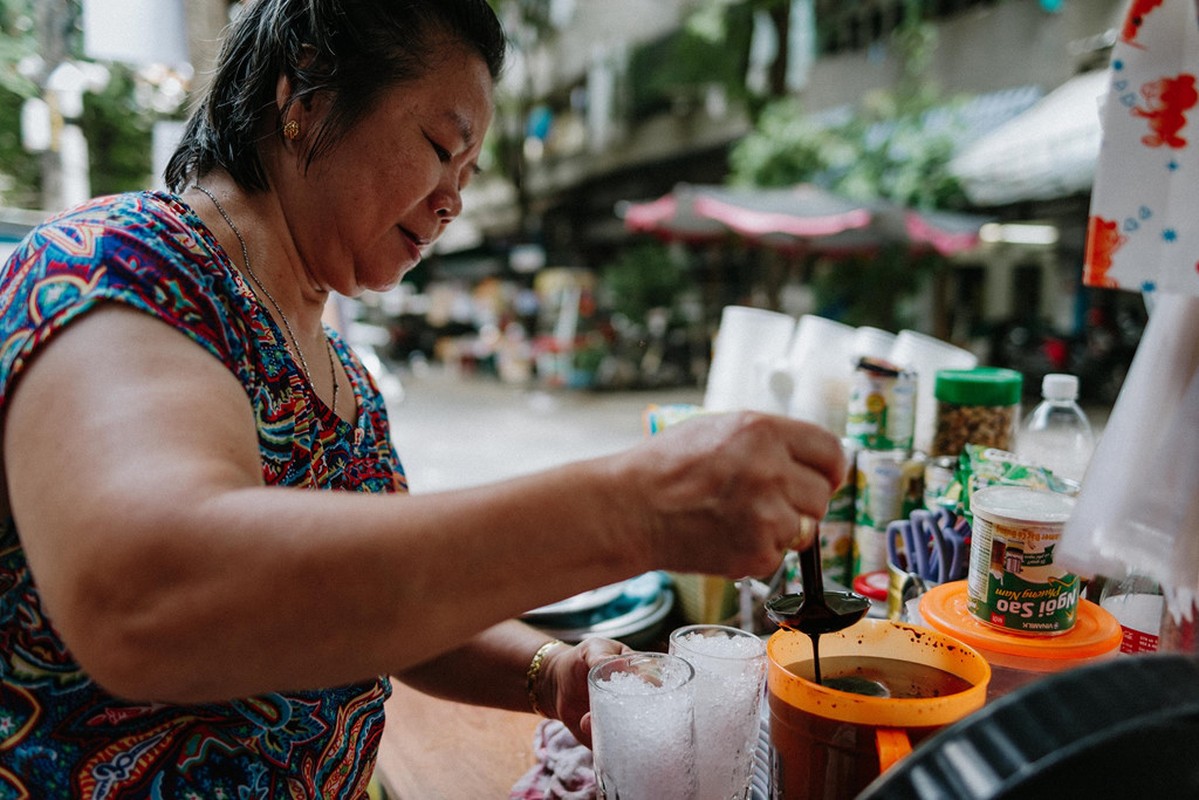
[669,624,767,800]
[587,652,698,800]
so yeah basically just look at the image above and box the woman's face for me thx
[288,44,495,295]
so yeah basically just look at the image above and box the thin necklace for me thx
[191,184,340,414]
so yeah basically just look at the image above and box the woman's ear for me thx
[275,73,299,139]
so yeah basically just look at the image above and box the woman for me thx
[0,0,844,796]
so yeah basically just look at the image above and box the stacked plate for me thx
[521,572,675,649]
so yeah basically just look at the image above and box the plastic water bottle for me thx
[1099,574,1163,655]
[1016,373,1095,484]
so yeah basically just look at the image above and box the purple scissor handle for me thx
[887,519,911,572]
[948,515,972,579]
[929,508,971,582]
[907,510,938,581]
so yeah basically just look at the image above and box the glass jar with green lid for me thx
[931,367,1023,456]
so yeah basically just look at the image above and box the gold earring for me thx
[283,120,300,140]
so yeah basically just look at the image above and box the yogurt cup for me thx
[965,486,1078,634]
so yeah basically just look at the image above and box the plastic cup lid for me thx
[919,582,1122,662]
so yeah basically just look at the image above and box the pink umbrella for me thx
[622,184,734,243]
[622,183,987,257]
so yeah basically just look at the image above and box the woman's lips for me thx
[400,227,430,261]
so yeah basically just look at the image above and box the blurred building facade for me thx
[8,1,1138,393]
[472,0,1125,320]
[419,0,1135,396]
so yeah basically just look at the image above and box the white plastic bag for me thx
[1061,0,1199,636]
[1059,295,1199,591]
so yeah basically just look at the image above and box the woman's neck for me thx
[186,173,330,339]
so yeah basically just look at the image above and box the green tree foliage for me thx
[730,16,964,209]
[728,12,969,329]
[0,87,40,208]
[81,67,155,195]
[0,0,42,206]
[483,0,559,238]
[629,3,755,121]
[810,249,940,330]
[0,0,158,208]
[600,242,690,325]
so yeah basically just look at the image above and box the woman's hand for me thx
[617,411,847,579]
[536,637,629,748]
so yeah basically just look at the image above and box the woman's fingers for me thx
[622,411,848,578]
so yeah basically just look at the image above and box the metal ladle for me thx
[766,536,872,687]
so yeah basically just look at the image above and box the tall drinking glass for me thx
[587,652,698,800]
[669,624,767,800]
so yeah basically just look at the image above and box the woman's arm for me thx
[4,306,843,704]
[395,620,627,746]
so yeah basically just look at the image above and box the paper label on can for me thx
[966,515,1079,632]
[846,368,916,450]
[853,524,888,577]
[824,479,855,523]
[820,520,854,586]
[923,457,957,511]
[855,451,923,529]
[855,452,903,528]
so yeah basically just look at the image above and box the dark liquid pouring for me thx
[766,538,871,687]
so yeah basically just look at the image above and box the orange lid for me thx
[919,581,1122,663]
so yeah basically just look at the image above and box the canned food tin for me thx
[846,358,917,451]
[923,455,958,511]
[965,486,1079,634]
[855,450,905,529]
[820,441,858,586]
[855,450,923,529]
[853,524,889,577]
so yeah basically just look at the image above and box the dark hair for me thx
[164,0,506,193]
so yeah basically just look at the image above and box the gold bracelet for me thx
[525,639,565,717]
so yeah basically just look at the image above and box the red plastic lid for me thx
[854,570,890,601]
[919,581,1122,662]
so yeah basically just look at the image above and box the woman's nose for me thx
[433,182,462,223]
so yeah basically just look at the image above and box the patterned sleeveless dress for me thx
[0,191,406,798]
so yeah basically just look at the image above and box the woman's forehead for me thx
[380,51,495,126]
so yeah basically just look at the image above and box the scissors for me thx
[908,510,938,580]
[887,510,971,584]
[927,508,971,583]
[886,517,932,581]
[886,519,911,573]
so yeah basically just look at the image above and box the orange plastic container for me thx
[918,581,1122,701]
[766,618,990,799]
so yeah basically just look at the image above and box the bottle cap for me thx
[1042,373,1079,401]
[934,367,1023,406]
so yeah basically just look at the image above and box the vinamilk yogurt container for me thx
[965,486,1079,634]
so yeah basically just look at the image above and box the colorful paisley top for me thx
[0,191,407,798]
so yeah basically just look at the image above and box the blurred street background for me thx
[384,364,1107,495]
[1,0,1144,412]
[387,365,701,494]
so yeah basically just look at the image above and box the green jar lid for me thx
[935,367,1023,406]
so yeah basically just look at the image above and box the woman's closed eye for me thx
[426,135,452,163]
